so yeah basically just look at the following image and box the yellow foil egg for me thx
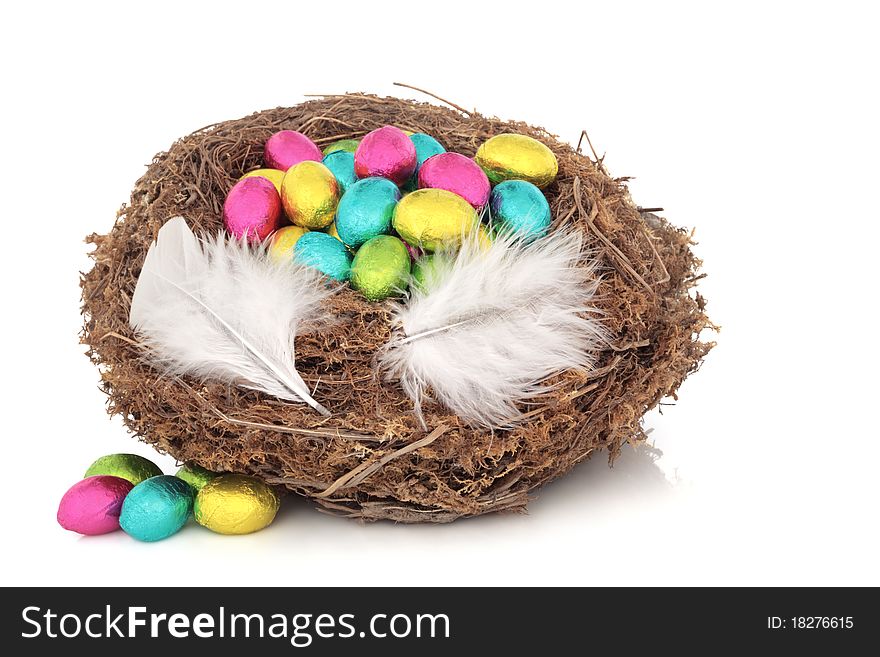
[325,221,342,241]
[241,168,285,194]
[392,188,477,252]
[268,225,309,262]
[474,133,559,189]
[281,161,339,229]
[194,474,280,535]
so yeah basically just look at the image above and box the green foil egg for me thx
[404,133,446,191]
[322,138,360,156]
[176,463,218,491]
[119,476,194,542]
[350,235,411,300]
[489,180,551,242]
[294,231,352,281]
[411,253,445,290]
[84,454,163,486]
[322,150,358,194]
[336,177,401,248]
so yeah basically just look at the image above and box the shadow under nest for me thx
[80,93,714,523]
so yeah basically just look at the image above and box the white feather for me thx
[380,227,606,429]
[129,216,333,415]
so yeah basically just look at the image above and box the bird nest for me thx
[80,92,714,523]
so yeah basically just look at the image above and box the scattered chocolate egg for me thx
[322,150,358,194]
[176,463,218,492]
[489,180,551,242]
[240,168,285,194]
[264,130,322,171]
[404,133,446,191]
[322,138,360,156]
[119,475,194,542]
[418,152,490,209]
[268,225,309,262]
[475,133,559,188]
[335,177,400,248]
[281,161,339,229]
[293,231,352,281]
[57,476,133,536]
[392,188,478,251]
[194,474,280,535]
[354,126,417,186]
[350,235,411,300]
[224,176,283,242]
[84,453,163,486]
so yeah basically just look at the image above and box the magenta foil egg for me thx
[354,126,417,186]
[417,152,491,209]
[57,476,134,536]
[223,176,283,242]
[264,130,322,170]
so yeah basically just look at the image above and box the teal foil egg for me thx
[489,180,551,242]
[336,177,401,248]
[294,231,352,281]
[404,133,446,191]
[119,475,194,542]
[323,150,358,194]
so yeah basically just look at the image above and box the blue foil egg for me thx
[404,133,446,191]
[335,177,401,248]
[322,150,358,194]
[489,180,551,242]
[119,475,194,542]
[293,231,352,281]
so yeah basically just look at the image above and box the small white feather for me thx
[129,216,334,415]
[380,227,606,429]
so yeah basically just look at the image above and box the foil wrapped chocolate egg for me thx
[325,221,342,241]
[322,150,358,194]
[240,168,285,194]
[281,161,339,229]
[268,225,309,262]
[411,254,441,290]
[84,453,163,486]
[354,126,417,186]
[418,152,490,209]
[475,133,559,188]
[57,476,133,536]
[293,231,352,281]
[322,138,360,156]
[119,476,194,542]
[336,177,401,248]
[176,463,218,492]
[350,235,411,300]
[224,176,283,242]
[194,474,280,535]
[489,180,551,242]
[404,133,446,191]
[392,188,478,251]
[264,130,322,171]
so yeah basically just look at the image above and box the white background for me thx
[1,1,877,587]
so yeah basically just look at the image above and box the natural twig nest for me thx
[80,93,713,523]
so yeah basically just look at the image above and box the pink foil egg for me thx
[264,130,322,170]
[417,152,491,209]
[57,476,133,536]
[354,126,417,186]
[223,176,283,242]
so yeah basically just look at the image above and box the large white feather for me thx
[380,227,606,429]
[129,216,333,415]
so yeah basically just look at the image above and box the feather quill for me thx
[380,227,606,429]
[129,216,333,415]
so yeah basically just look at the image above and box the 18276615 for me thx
[768,617,854,630]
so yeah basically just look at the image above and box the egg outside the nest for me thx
[57,476,134,536]
[335,177,401,249]
[354,126,417,186]
[176,463,219,492]
[293,231,352,281]
[194,474,280,535]
[119,476,194,542]
[281,161,340,229]
[84,453,162,486]
[350,235,412,301]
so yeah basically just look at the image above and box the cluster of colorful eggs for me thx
[56,454,280,541]
[223,125,559,300]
